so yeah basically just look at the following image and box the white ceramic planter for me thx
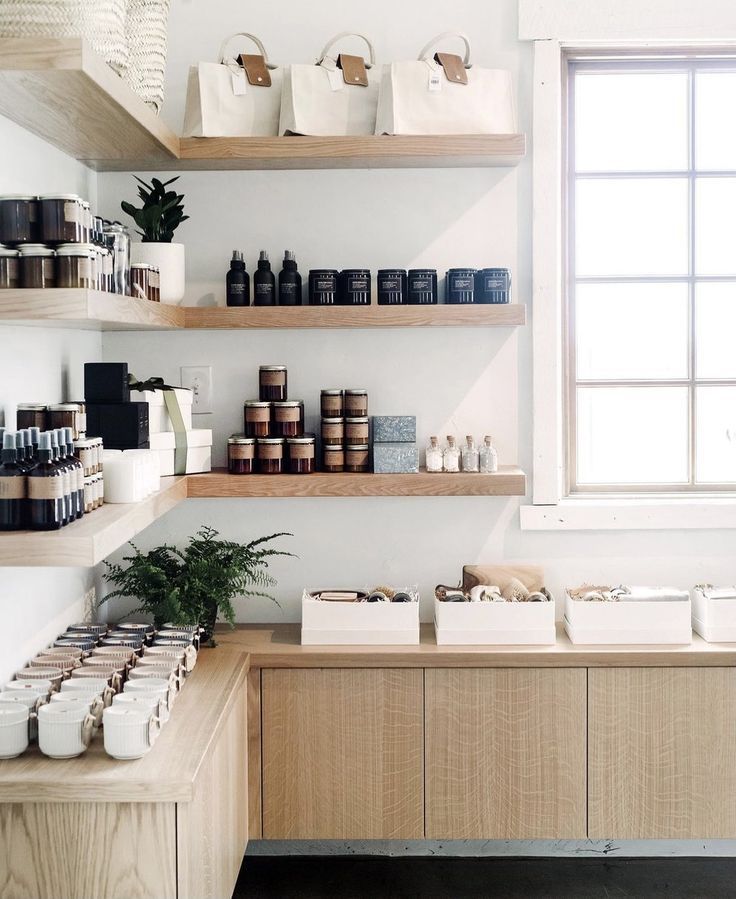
[131,241,185,304]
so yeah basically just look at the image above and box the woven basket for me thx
[0,0,128,74]
[123,0,171,112]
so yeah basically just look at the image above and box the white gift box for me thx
[301,589,420,645]
[434,594,556,645]
[129,387,193,433]
[148,429,212,476]
[692,585,736,642]
[565,585,692,645]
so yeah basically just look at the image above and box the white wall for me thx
[0,117,101,682]
[97,0,736,626]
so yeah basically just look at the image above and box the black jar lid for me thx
[309,269,339,276]
[0,194,37,201]
[341,268,371,275]
[377,268,407,275]
[228,434,256,444]
[447,267,477,274]
[408,268,437,275]
[478,267,510,274]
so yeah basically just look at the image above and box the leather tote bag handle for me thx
[217,32,278,69]
[317,32,376,68]
[418,31,472,68]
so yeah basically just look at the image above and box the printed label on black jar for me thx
[0,477,25,499]
[485,276,506,290]
[28,477,65,500]
[316,279,335,291]
[64,201,80,224]
[379,277,399,290]
[256,284,273,296]
[451,277,473,290]
[348,278,369,291]
[411,278,430,290]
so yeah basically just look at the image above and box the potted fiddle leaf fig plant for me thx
[101,526,293,646]
[121,175,188,305]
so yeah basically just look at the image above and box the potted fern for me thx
[121,175,188,304]
[101,526,293,646]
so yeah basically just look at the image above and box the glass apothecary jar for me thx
[425,436,443,473]
[0,244,20,289]
[55,244,95,289]
[321,417,344,446]
[287,435,315,474]
[345,416,369,444]
[322,445,345,473]
[272,400,304,438]
[228,435,256,474]
[39,194,84,245]
[320,389,343,418]
[19,244,55,288]
[130,263,151,300]
[259,365,288,402]
[257,437,285,474]
[0,196,39,245]
[17,403,47,431]
[345,444,369,473]
[344,389,368,417]
[244,401,272,438]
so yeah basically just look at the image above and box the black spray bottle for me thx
[0,432,26,530]
[279,250,302,306]
[64,426,84,520]
[254,251,276,306]
[28,431,65,531]
[226,250,250,306]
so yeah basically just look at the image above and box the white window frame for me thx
[517,0,736,529]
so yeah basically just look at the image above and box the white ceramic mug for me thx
[81,658,128,681]
[37,701,96,759]
[60,678,115,707]
[102,706,160,760]
[91,646,137,667]
[127,666,180,693]
[113,691,169,723]
[70,667,123,693]
[0,690,46,740]
[124,677,175,714]
[145,644,197,673]
[0,701,30,757]
[16,667,63,692]
[43,645,85,662]
[4,680,51,699]
[31,654,80,674]
[50,691,105,728]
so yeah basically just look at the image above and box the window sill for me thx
[519,496,736,531]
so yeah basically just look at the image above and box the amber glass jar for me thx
[345,416,369,444]
[257,437,285,474]
[19,244,55,288]
[287,435,316,474]
[272,400,304,438]
[55,243,95,289]
[0,245,20,288]
[244,401,272,438]
[346,444,370,473]
[17,403,47,431]
[259,365,287,402]
[130,263,151,300]
[322,445,345,473]
[228,435,255,474]
[0,196,39,245]
[344,389,368,416]
[320,389,343,418]
[48,403,84,439]
[39,195,84,245]
[321,417,344,446]
[149,267,160,302]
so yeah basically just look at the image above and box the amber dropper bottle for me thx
[28,431,65,531]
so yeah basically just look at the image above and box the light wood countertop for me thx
[0,646,248,803]
[217,623,736,668]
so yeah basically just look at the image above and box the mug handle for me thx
[110,673,123,693]
[183,645,197,672]
[90,696,104,728]
[317,32,376,69]
[102,685,115,707]
[148,714,161,748]
[33,696,47,713]
[81,713,96,747]
[418,31,473,68]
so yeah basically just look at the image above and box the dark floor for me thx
[234,856,736,899]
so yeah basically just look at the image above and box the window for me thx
[567,56,736,493]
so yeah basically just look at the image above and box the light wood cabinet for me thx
[589,667,736,839]
[262,668,423,839]
[425,668,587,839]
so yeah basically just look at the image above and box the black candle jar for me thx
[228,435,256,474]
[340,269,371,306]
[287,435,316,474]
[0,196,39,245]
[446,268,476,304]
[257,437,285,474]
[272,400,305,438]
[407,269,438,305]
[244,401,272,439]
[475,268,511,304]
[259,365,287,402]
[377,269,407,305]
[308,269,339,306]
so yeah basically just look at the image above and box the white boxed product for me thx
[301,589,420,645]
[564,585,692,645]
[434,595,555,645]
[149,429,212,476]
[692,585,736,642]
[129,387,193,433]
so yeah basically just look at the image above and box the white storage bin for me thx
[130,387,193,433]
[434,594,555,645]
[301,589,419,645]
[149,429,212,476]
[692,585,736,642]
[565,585,692,645]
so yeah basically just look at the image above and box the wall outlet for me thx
[180,365,213,414]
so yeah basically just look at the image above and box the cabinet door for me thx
[589,667,736,838]
[425,668,586,839]
[262,668,423,839]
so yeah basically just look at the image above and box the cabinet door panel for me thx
[589,667,736,838]
[262,668,423,839]
[425,668,586,839]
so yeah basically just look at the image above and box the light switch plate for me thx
[180,365,213,414]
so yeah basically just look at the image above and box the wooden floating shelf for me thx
[187,468,527,498]
[0,476,187,567]
[0,290,525,331]
[0,39,526,171]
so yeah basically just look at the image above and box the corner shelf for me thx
[0,290,525,331]
[0,476,187,567]
[187,468,527,498]
[0,39,526,172]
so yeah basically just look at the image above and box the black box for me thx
[84,362,130,404]
[87,402,149,449]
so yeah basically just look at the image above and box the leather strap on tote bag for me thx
[217,32,277,86]
[418,31,472,84]
[317,32,376,86]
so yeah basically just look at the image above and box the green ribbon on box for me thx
[128,374,188,476]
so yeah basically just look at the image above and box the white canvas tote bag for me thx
[182,33,282,137]
[375,32,516,135]
[279,32,380,136]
